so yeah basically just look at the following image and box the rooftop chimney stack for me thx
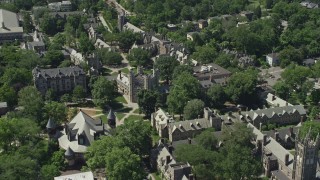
[188,138,192,144]
[263,134,267,145]
[275,132,279,141]
[166,155,170,165]
[285,153,290,165]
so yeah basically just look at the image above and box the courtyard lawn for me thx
[133,108,140,114]
[124,115,144,122]
[115,95,127,104]
[115,112,126,120]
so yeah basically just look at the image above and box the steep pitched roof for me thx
[65,146,74,156]
[46,117,56,129]
[107,109,116,120]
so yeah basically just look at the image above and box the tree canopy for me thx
[91,77,117,108]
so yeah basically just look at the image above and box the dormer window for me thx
[78,134,85,145]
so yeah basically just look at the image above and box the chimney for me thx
[118,70,122,79]
[300,116,304,123]
[263,134,267,145]
[275,132,279,141]
[168,145,173,154]
[272,95,276,101]
[188,138,192,144]
[285,153,290,165]
[189,174,194,180]
[289,127,293,137]
[160,138,165,144]
[166,155,170,164]
[1,22,5,28]
[259,123,262,131]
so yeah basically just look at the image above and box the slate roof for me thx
[58,110,104,153]
[193,63,231,78]
[169,118,212,133]
[244,105,306,120]
[265,93,292,107]
[0,9,23,34]
[54,171,94,180]
[32,66,85,79]
[46,117,56,129]
[107,109,116,120]
[248,123,294,170]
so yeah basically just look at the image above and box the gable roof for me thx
[32,66,85,79]
[169,118,211,133]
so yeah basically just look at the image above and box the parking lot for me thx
[259,67,284,87]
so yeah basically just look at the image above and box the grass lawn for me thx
[115,112,126,120]
[151,172,161,180]
[99,115,108,123]
[101,67,112,76]
[115,95,127,104]
[121,67,130,74]
[133,108,140,114]
[124,114,144,122]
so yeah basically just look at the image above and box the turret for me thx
[107,108,116,128]
[65,146,75,166]
[46,117,56,138]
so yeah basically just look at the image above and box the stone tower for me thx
[117,10,125,32]
[293,128,320,180]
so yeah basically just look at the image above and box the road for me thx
[259,67,284,87]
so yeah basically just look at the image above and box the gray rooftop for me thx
[46,117,56,129]
[107,109,116,120]
[0,9,23,33]
[32,66,85,79]
[0,102,7,108]
[193,63,231,78]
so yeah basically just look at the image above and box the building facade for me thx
[32,66,87,95]
[116,67,159,103]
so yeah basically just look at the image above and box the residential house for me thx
[192,63,232,88]
[58,110,106,165]
[266,53,279,66]
[32,66,87,95]
[151,140,193,180]
[0,9,23,43]
[116,67,159,103]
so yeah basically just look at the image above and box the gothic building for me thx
[293,129,320,180]
[116,67,159,103]
[250,123,320,179]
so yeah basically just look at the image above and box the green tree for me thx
[0,154,38,179]
[225,69,258,105]
[18,86,44,125]
[192,45,218,64]
[0,67,32,90]
[167,72,202,115]
[0,85,17,109]
[78,33,95,54]
[279,46,303,67]
[72,85,86,102]
[91,77,116,108]
[299,121,320,139]
[43,101,67,125]
[105,147,146,180]
[254,6,262,18]
[281,65,311,90]
[195,129,218,150]
[96,49,123,66]
[117,31,141,52]
[183,99,205,120]
[265,0,273,9]
[0,118,40,152]
[206,84,226,108]
[116,120,152,155]
[22,12,34,33]
[127,48,151,67]
[172,65,193,80]
[137,90,158,118]
[155,56,179,83]
[44,50,65,67]
[273,81,291,100]
[40,164,61,180]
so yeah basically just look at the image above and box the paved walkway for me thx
[116,95,139,126]
[98,14,112,33]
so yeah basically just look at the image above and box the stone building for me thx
[221,105,306,129]
[32,66,87,95]
[249,123,320,179]
[116,67,159,103]
[152,108,222,142]
[0,9,23,43]
[151,140,193,180]
[192,63,232,88]
[58,110,105,165]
